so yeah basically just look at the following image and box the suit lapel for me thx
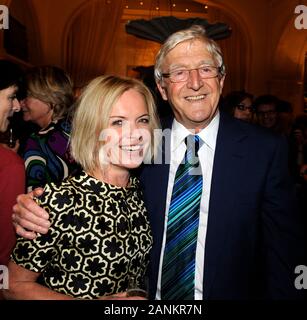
[203,112,249,298]
[144,117,173,296]
[153,117,173,244]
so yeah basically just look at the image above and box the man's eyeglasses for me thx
[236,104,254,112]
[162,65,222,83]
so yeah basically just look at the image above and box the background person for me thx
[221,90,254,123]
[0,60,25,267]
[21,66,78,192]
[254,94,283,134]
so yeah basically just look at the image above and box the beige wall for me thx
[269,0,307,112]
[197,0,269,95]
[29,0,86,66]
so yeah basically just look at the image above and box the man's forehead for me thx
[167,38,209,54]
[164,40,215,67]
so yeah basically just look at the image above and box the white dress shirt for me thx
[156,111,220,300]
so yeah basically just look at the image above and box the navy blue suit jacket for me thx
[139,111,304,300]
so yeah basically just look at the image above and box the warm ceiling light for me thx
[156,6,159,10]
[172,3,176,7]
[185,8,189,12]
[205,5,208,9]
[140,1,143,5]
[125,5,129,8]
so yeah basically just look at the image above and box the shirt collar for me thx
[171,111,220,152]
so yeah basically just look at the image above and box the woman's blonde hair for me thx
[70,75,160,172]
[26,66,74,120]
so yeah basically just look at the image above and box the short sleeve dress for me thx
[11,171,153,299]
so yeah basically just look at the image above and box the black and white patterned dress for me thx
[11,171,153,299]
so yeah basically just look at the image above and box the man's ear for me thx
[156,81,168,101]
[219,75,226,94]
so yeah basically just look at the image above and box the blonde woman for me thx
[5,75,159,300]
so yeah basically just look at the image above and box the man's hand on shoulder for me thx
[12,188,51,239]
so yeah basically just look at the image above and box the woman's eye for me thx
[139,118,149,124]
[9,95,17,101]
[111,120,123,126]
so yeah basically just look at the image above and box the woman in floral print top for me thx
[5,75,160,300]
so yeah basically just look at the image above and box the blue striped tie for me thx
[161,134,202,300]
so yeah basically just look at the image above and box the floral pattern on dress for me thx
[11,171,153,299]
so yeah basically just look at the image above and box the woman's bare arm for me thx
[3,260,74,300]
